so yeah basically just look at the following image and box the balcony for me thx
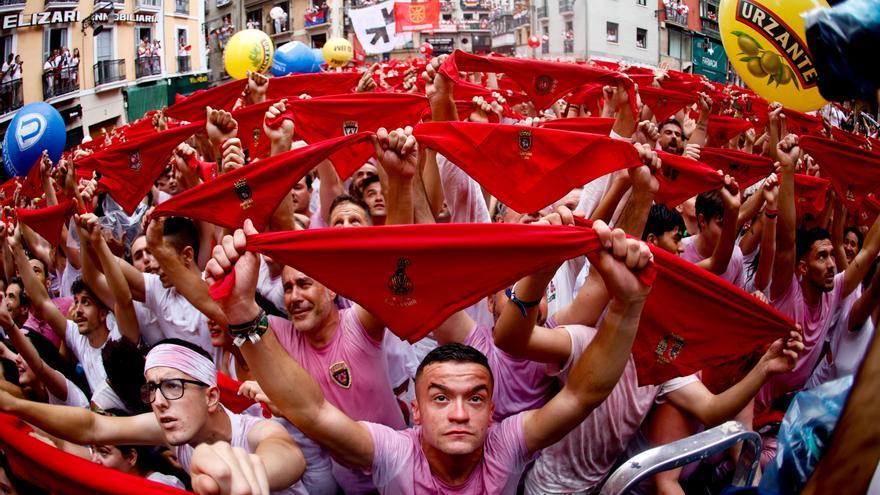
[43,66,79,100]
[513,13,529,27]
[564,38,574,53]
[44,0,78,9]
[175,0,189,14]
[537,5,547,18]
[439,0,453,11]
[458,20,489,31]
[136,55,161,78]
[701,15,719,38]
[0,0,25,11]
[134,0,161,10]
[94,0,125,9]
[216,0,231,6]
[94,59,125,87]
[177,55,191,73]
[664,6,688,27]
[305,7,328,27]
[0,80,23,117]
[558,0,573,13]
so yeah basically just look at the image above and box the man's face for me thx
[4,284,26,321]
[71,291,105,335]
[352,164,377,192]
[145,366,210,446]
[155,169,178,195]
[658,123,684,155]
[363,182,386,218]
[412,362,494,457]
[843,232,860,264]
[499,206,549,225]
[800,239,837,292]
[291,178,311,215]
[28,259,47,288]
[650,226,684,255]
[91,445,134,474]
[131,236,158,275]
[282,266,334,334]
[697,214,723,251]
[329,202,370,228]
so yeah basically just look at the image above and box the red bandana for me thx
[699,147,774,189]
[164,78,247,121]
[413,121,642,213]
[830,128,880,154]
[706,116,754,146]
[781,108,823,137]
[654,151,723,208]
[794,174,832,217]
[637,86,698,122]
[152,133,375,230]
[800,135,880,210]
[15,200,76,246]
[265,71,361,100]
[440,50,638,115]
[536,117,614,135]
[230,100,278,161]
[77,122,202,214]
[858,194,880,227]
[0,413,187,495]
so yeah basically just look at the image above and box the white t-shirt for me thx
[257,256,285,314]
[90,380,134,414]
[437,154,491,224]
[146,472,186,489]
[64,320,121,393]
[46,377,89,408]
[807,285,873,388]
[547,257,586,317]
[142,273,212,352]
[134,301,164,347]
[525,323,697,494]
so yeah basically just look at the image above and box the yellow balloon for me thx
[323,38,353,68]
[720,0,828,112]
[224,29,275,80]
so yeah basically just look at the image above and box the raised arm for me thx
[843,213,880,298]
[8,224,67,339]
[316,158,344,225]
[848,265,880,332]
[695,176,741,275]
[753,174,779,292]
[76,215,117,310]
[687,93,713,147]
[831,197,849,271]
[611,82,636,138]
[523,224,654,453]
[373,127,418,226]
[0,306,68,401]
[205,220,375,470]
[770,134,800,301]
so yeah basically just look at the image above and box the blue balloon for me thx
[271,41,315,76]
[310,48,325,73]
[2,102,65,177]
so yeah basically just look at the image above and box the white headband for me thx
[144,343,217,387]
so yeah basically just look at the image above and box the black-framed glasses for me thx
[140,378,208,404]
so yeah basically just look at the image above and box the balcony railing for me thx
[43,66,79,99]
[458,20,489,31]
[177,55,191,73]
[559,0,573,13]
[135,0,161,9]
[513,13,528,27]
[305,7,328,27]
[94,59,125,86]
[537,5,547,17]
[175,0,188,13]
[460,0,491,9]
[136,55,161,78]
[701,16,719,37]
[0,0,25,9]
[44,0,78,7]
[0,79,23,116]
[664,7,688,26]
[564,38,573,53]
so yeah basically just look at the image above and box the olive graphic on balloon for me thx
[747,59,766,77]
[737,36,759,56]
[759,52,781,76]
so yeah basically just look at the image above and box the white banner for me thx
[348,0,412,55]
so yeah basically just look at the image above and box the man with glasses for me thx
[0,339,306,495]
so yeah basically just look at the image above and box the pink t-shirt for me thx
[758,272,845,413]
[525,323,697,493]
[464,323,556,421]
[680,235,746,288]
[23,297,72,348]
[362,413,534,494]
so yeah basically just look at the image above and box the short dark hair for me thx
[796,227,832,261]
[163,217,200,260]
[659,117,684,134]
[695,189,725,224]
[7,277,29,308]
[360,174,382,197]
[303,173,313,190]
[415,343,494,386]
[103,338,149,413]
[844,226,865,250]
[71,278,107,310]
[643,204,686,240]
[0,357,19,388]
[329,194,371,223]
[151,338,213,362]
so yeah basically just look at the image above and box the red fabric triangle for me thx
[564,84,605,115]
[15,200,75,246]
[654,151,723,208]
[800,135,880,210]
[781,108,823,137]
[699,147,774,189]
[537,117,614,135]
[229,100,278,161]
[78,122,203,214]
[265,71,361,100]
[152,133,375,231]
[637,86,698,122]
[707,116,754,146]
[164,78,248,121]
[634,245,795,385]
[794,174,831,217]
[286,93,428,179]
[830,127,880,154]
[858,193,880,227]
[657,70,707,93]
[440,50,638,114]
[413,121,642,213]
[0,413,187,495]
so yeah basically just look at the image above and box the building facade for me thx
[658,0,735,83]
[0,0,207,153]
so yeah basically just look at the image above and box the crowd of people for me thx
[0,50,877,495]
[43,47,80,97]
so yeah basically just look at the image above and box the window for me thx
[246,9,262,30]
[96,28,113,61]
[636,28,647,49]
[0,34,13,63]
[667,29,692,59]
[43,27,68,63]
[637,0,646,4]
[606,22,618,44]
